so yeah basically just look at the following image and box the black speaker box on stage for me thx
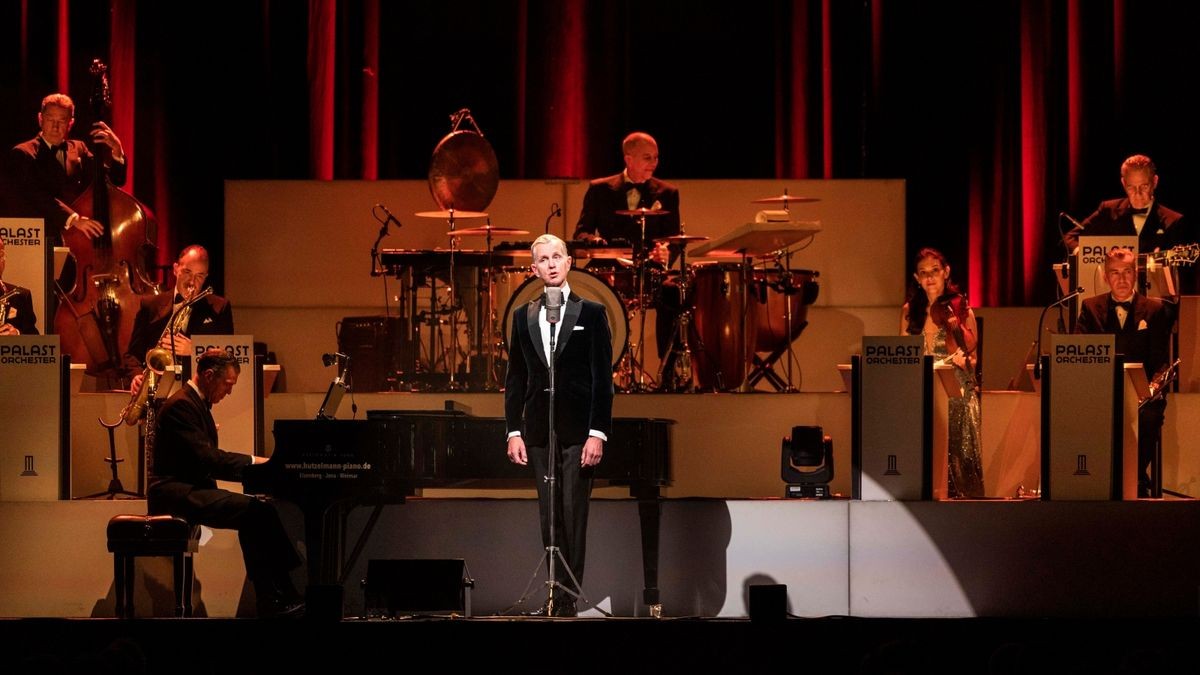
[363,559,473,618]
[748,584,787,621]
[337,316,408,392]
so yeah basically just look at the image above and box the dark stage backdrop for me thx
[3,0,1197,305]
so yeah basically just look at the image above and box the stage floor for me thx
[4,615,1198,675]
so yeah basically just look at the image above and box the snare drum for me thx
[501,268,629,368]
[689,262,758,391]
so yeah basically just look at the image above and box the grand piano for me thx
[243,408,672,618]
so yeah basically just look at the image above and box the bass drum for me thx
[502,268,629,368]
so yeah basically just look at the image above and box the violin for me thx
[929,293,972,355]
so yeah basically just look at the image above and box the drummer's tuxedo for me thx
[573,173,681,248]
[505,287,613,592]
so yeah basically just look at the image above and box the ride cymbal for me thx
[451,225,531,236]
[750,194,820,204]
[415,209,488,219]
[614,208,672,216]
[654,234,711,245]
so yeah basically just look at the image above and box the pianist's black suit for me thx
[148,383,301,614]
[505,289,613,592]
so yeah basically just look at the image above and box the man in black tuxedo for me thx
[574,132,681,252]
[125,245,233,381]
[1064,154,1196,293]
[505,234,614,617]
[8,93,126,242]
[574,132,683,386]
[0,237,38,336]
[1075,248,1174,498]
[148,348,303,617]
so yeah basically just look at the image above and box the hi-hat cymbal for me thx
[415,209,488,219]
[750,194,820,204]
[615,208,672,216]
[655,234,711,245]
[451,225,531,237]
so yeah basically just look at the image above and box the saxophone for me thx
[1141,358,1182,409]
[112,287,214,425]
[0,286,19,331]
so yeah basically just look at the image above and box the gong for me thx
[428,130,499,213]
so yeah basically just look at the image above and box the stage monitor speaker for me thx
[337,316,406,392]
[748,583,787,621]
[363,559,472,618]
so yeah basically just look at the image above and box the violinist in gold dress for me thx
[900,247,984,498]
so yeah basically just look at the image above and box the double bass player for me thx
[9,93,125,242]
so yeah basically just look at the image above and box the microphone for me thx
[377,203,402,229]
[544,286,563,325]
[1032,286,1086,379]
[544,202,561,233]
[321,352,348,367]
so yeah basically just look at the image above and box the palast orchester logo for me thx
[1080,244,1133,266]
[0,226,43,246]
[864,343,921,365]
[1054,342,1111,365]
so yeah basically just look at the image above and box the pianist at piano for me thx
[148,348,304,618]
[505,234,615,617]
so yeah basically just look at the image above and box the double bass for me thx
[54,60,159,379]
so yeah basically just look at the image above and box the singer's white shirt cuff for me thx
[506,430,607,442]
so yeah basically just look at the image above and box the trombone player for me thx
[124,245,234,385]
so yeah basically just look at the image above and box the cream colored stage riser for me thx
[64,390,1200,502]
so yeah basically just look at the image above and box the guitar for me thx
[1145,243,1200,268]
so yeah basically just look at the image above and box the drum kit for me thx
[373,110,821,392]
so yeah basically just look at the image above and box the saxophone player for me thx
[0,237,39,336]
[124,245,234,382]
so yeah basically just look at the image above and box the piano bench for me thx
[106,515,200,619]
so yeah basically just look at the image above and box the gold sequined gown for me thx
[927,326,984,498]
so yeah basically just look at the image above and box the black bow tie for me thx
[625,181,648,192]
[174,294,185,304]
[47,142,67,155]
[1131,207,1149,215]
[1112,299,1134,311]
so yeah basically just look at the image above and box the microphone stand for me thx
[1033,286,1085,380]
[520,294,587,617]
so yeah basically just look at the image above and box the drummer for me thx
[574,131,681,260]
[573,131,683,386]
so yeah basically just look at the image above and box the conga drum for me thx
[752,268,820,353]
[690,261,758,391]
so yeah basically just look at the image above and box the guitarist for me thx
[1075,248,1174,498]
[1063,154,1197,293]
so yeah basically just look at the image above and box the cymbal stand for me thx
[482,226,500,390]
[780,248,798,392]
[446,209,463,391]
[656,243,695,392]
[629,212,654,391]
[737,248,755,393]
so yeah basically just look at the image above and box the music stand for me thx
[692,222,821,391]
[317,355,350,420]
